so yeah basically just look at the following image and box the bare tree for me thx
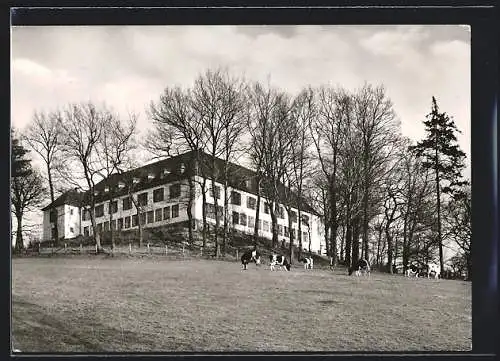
[353,83,400,263]
[148,86,206,246]
[96,112,137,250]
[23,110,64,243]
[58,102,118,252]
[192,68,248,257]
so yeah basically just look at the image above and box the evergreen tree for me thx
[409,97,467,275]
[11,131,46,252]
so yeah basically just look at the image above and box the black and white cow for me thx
[405,264,420,278]
[269,254,291,271]
[241,249,261,270]
[427,263,440,279]
[299,256,314,270]
[348,259,371,277]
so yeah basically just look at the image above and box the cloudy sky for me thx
[11,25,471,243]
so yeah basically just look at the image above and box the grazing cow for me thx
[348,259,371,277]
[241,249,261,270]
[299,256,314,270]
[269,254,291,271]
[405,264,420,278]
[427,263,440,279]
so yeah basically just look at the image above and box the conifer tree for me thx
[409,97,467,275]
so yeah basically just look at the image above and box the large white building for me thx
[41,151,326,254]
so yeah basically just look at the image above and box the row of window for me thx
[82,184,182,220]
[208,187,309,224]
[83,204,180,236]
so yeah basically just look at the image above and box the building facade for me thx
[41,151,326,254]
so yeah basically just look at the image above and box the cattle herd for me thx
[240,248,462,280]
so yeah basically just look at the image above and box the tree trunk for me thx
[211,178,220,258]
[47,164,59,244]
[15,212,24,253]
[329,181,338,267]
[253,178,261,246]
[270,202,278,249]
[201,178,208,250]
[222,181,229,256]
[345,218,352,267]
[287,208,294,263]
[186,177,195,245]
[352,218,360,265]
[435,153,444,277]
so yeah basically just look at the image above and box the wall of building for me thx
[80,179,192,236]
[63,205,81,239]
[47,175,325,254]
[191,176,325,254]
[42,205,66,241]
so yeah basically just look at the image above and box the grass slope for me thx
[12,257,471,352]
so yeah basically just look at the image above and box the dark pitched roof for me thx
[41,189,85,211]
[49,150,319,216]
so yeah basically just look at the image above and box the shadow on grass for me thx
[12,297,147,352]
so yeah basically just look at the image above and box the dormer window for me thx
[180,163,186,174]
[162,168,170,176]
[118,182,125,189]
[104,186,109,193]
[245,179,251,189]
[148,173,155,180]
[133,177,140,184]
[94,190,99,196]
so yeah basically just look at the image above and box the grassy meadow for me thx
[11,256,471,352]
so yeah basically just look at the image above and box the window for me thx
[239,213,247,227]
[140,213,147,225]
[117,218,123,230]
[81,209,88,221]
[278,225,283,236]
[276,205,284,219]
[70,227,74,233]
[70,209,73,215]
[153,188,164,202]
[132,215,138,227]
[284,226,289,238]
[104,221,110,231]
[124,216,131,229]
[97,223,103,233]
[95,204,104,218]
[230,191,241,205]
[123,197,132,211]
[290,210,297,223]
[155,209,163,222]
[209,185,221,199]
[50,210,57,222]
[263,220,270,233]
[109,201,118,214]
[171,204,179,218]
[264,202,270,214]
[84,226,89,237]
[301,214,310,226]
[147,211,154,224]
[111,220,116,230]
[248,216,255,228]
[232,212,239,225]
[138,192,148,206]
[163,206,171,220]
[257,220,262,230]
[247,196,256,210]
[170,184,181,198]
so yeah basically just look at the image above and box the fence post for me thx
[80,243,83,254]
[182,243,185,257]
[147,243,150,254]
[200,247,203,257]
[95,244,98,254]
[165,245,168,256]
[217,244,220,258]
[64,243,67,254]
[129,243,132,254]
[236,249,238,260]
[38,243,40,253]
